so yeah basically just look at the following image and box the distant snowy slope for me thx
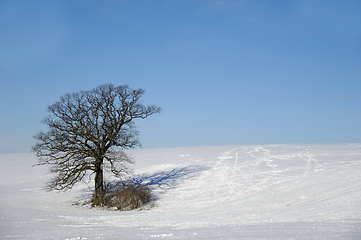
[1,144,361,239]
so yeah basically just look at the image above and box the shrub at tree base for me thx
[100,182,154,211]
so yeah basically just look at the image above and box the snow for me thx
[1,144,361,239]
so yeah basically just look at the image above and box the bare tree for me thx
[33,84,161,206]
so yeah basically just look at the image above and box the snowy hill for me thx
[1,144,361,239]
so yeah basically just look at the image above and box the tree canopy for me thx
[33,84,161,205]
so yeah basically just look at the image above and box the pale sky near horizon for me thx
[0,0,360,153]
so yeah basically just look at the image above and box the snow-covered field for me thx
[1,144,361,239]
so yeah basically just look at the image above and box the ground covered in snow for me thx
[1,144,361,239]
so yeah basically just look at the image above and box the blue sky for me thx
[0,0,360,153]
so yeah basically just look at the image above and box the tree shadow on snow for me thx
[128,165,209,191]
[73,165,209,206]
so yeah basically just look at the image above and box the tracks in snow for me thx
[131,144,361,222]
[209,145,323,195]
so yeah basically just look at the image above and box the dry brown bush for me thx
[103,182,153,211]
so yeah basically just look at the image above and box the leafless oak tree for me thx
[33,84,161,206]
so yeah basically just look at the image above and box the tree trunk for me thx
[92,158,104,206]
